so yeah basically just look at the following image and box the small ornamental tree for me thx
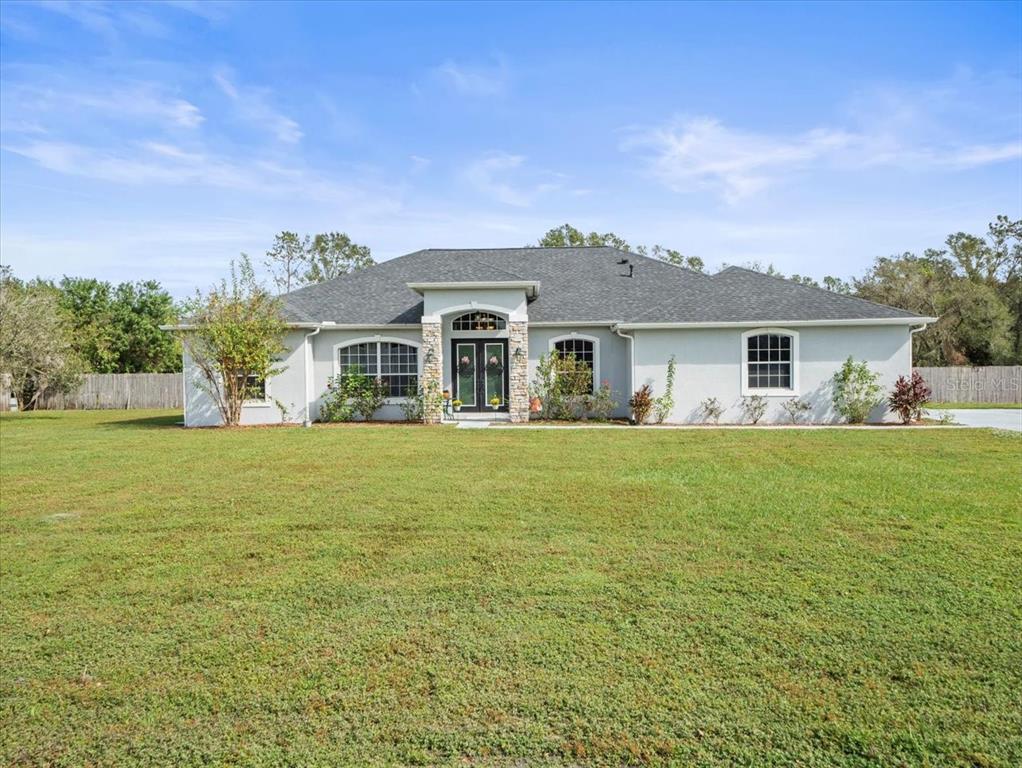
[177,256,288,426]
[832,357,883,424]
[654,355,677,424]
[888,371,932,424]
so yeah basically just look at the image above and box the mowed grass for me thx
[1,411,1020,767]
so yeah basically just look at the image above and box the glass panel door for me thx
[455,343,477,407]
[484,343,505,407]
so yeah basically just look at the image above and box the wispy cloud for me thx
[2,138,400,211]
[213,68,302,144]
[22,0,229,40]
[623,118,855,202]
[623,70,1022,203]
[623,113,1021,203]
[462,151,564,207]
[432,57,508,96]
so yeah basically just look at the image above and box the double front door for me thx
[451,339,508,412]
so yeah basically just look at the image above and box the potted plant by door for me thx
[489,395,501,409]
[452,399,463,412]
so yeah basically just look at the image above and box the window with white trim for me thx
[553,337,596,394]
[744,332,794,391]
[338,341,419,397]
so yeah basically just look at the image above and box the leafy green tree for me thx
[57,277,180,373]
[177,256,288,426]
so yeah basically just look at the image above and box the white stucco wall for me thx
[183,329,308,427]
[527,326,632,418]
[631,324,913,423]
[422,288,527,320]
[309,327,424,422]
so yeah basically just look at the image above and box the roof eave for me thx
[406,280,540,299]
[614,317,938,330]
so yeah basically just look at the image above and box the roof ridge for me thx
[715,266,919,317]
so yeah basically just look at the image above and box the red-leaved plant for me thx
[888,371,932,424]
[629,384,655,425]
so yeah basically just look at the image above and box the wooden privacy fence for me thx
[914,366,1021,404]
[33,373,183,410]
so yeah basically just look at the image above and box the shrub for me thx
[653,355,677,424]
[629,384,655,424]
[741,395,768,424]
[589,380,619,421]
[321,373,354,422]
[321,365,387,422]
[530,352,595,420]
[781,397,811,423]
[888,371,932,424]
[399,386,425,422]
[700,397,725,424]
[832,357,883,423]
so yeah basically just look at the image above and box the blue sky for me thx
[1,1,1020,296]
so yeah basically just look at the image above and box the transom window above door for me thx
[337,340,419,398]
[451,311,506,331]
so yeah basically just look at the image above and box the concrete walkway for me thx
[941,409,1022,432]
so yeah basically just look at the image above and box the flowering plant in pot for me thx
[452,399,463,412]
[489,395,501,409]
[529,396,542,413]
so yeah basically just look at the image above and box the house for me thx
[180,247,936,426]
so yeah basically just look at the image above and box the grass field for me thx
[1,411,1020,767]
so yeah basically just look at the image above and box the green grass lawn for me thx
[2,411,1020,767]
[927,402,1022,409]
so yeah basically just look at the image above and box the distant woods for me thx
[537,218,1022,366]
[263,231,374,294]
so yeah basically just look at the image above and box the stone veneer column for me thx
[508,320,529,423]
[421,320,443,424]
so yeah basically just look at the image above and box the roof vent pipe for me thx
[629,264,634,278]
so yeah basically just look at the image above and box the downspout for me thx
[613,325,635,399]
[302,326,322,427]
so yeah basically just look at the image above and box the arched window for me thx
[742,329,798,394]
[452,311,506,331]
[551,335,599,394]
[337,340,419,398]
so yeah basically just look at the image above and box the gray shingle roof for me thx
[280,247,923,325]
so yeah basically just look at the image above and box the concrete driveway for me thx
[941,409,1022,432]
